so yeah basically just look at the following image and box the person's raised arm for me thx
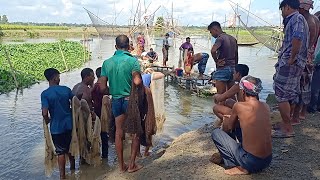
[222,103,239,132]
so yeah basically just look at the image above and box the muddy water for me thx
[0,37,277,179]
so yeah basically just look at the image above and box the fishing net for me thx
[69,97,80,157]
[85,8,122,40]
[144,87,156,145]
[150,74,166,132]
[78,99,101,165]
[229,3,283,52]
[100,95,112,133]
[125,80,144,135]
[43,120,57,177]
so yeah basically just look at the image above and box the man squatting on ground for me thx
[211,76,272,175]
[212,64,249,126]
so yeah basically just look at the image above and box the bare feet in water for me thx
[224,166,249,175]
[128,164,143,173]
[209,152,222,164]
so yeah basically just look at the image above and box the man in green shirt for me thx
[100,34,143,173]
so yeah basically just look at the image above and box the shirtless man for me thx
[292,0,320,124]
[208,21,238,94]
[212,64,249,124]
[211,76,272,175]
[72,68,95,111]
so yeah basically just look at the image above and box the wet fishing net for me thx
[150,74,166,132]
[43,120,57,177]
[125,80,144,135]
[78,99,101,165]
[69,97,80,157]
[144,87,156,145]
[229,3,283,52]
[100,95,112,133]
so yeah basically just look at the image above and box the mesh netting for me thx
[230,3,283,52]
[150,75,166,132]
[85,8,122,39]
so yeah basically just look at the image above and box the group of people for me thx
[162,34,210,77]
[41,0,320,178]
[41,35,165,179]
[209,0,320,176]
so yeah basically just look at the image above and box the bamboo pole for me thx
[4,48,19,88]
[82,34,86,62]
[58,42,68,71]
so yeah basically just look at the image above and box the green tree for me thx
[2,15,8,23]
[0,16,2,23]
[155,16,164,32]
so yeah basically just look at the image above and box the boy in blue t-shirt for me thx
[41,68,75,179]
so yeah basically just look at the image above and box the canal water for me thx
[0,37,277,179]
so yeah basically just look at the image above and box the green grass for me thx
[0,24,69,30]
[0,41,90,93]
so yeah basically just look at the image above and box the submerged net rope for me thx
[150,74,166,132]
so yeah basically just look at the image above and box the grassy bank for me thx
[0,40,90,93]
[0,24,277,44]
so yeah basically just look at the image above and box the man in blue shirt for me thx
[273,0,309,138]
[41,68,75,179]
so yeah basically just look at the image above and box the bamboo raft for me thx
[150,65,217,97]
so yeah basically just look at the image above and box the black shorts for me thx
[51,130,72,155]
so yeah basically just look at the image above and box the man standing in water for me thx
[162,33,170,66]
[100,34,143,173]
[208,21,238,95]
[291,0,320,124]
[41,68,75,179]
[211,76,272,175]
[273,0,309,138]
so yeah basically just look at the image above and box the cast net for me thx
[150,75,166,132]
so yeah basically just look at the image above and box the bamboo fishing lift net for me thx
[229,1,283,53]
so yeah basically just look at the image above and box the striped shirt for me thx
[277,11,309,68]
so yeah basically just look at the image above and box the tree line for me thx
[0,15,9,23]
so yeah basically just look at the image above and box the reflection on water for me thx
[0,37,277,179]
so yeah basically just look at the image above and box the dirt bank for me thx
[100,112,320,180]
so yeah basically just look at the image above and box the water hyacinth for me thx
[0,40,90,93]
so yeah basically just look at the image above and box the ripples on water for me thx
[0,37,277,179]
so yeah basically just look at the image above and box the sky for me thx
[0,0,320,26]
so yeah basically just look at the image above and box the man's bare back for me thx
[235,100,272,158]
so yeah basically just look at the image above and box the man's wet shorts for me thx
[212,66,234,82]
[111,97,129,118]
[51,130,72,155]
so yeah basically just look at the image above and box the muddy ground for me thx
[100,112,320,180]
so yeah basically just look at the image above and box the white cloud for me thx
[1,0,282,25]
